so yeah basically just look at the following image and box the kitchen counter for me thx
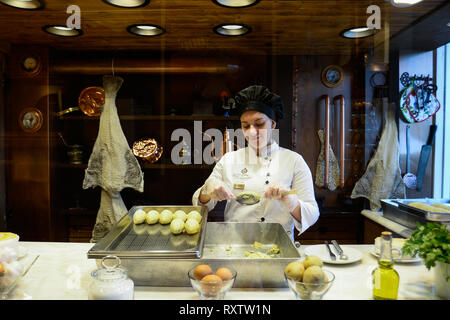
[2,241,440,300]
[361,209,415,238]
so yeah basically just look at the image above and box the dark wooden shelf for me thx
[59,208,97,216]
[58,114,239,121]
[55,162,214,169]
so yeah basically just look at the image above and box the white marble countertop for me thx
[2,241,440,300]
[361,210,415,238]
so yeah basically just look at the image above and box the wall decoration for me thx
[321,65,344,88]
[20,55,41,76]
[18,107,43,133]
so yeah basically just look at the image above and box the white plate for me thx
[304,244,363,264]
[369,250,421,263]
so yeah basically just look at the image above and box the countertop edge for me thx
[361,210,414,238]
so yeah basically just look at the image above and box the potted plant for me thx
[402,222,450,299]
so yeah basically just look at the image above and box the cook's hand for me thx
[205,179,235,201]
[264,186,299,212]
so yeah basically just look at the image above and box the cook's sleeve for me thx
[291,155,320,234]
[192,157,225,212]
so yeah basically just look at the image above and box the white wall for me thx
[398,50,435,198]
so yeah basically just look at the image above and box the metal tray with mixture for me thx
[381,198,450,229]
[88,216,301,288]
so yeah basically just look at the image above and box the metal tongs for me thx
[331,240,348,260]
[324,240,336,261]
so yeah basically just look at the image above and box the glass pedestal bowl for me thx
[285,269,335,300]
[188,266,237,300]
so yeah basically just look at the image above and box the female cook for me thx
[192,85,319,240]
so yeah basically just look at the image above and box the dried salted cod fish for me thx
[83,75,144,242]
[351,100,405,211]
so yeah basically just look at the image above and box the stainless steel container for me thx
[88,206,301,288]
[381,199,450,230]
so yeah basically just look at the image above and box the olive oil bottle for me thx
[372,231,399,300]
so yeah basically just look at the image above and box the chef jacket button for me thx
[265,180,269,184]
[266,172,270,176]
[260,217,265,222]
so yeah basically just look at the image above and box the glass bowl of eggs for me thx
[188,264,237,300]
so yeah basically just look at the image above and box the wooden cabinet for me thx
[362,217,403,244]
[296,212,363,244]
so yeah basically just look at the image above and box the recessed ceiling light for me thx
[213,24,251,36]
[42,25,83,37]
[212,0,260,8]
[102,0,149,8]
[390,0,424,8]
[0,0,44,10]
[127,24,165,36]
[340,26,378,39]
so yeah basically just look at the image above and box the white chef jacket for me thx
[192,142,320,241]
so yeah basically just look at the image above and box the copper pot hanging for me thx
[132,137,163,163]
[78,86,105,117]
[56,86,105,117]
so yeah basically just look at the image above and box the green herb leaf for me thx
[402,222,450,270]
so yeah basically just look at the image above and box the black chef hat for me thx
[234,85,284,121]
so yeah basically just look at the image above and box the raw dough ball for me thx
[174,210,188,222]
[185,218,200,235]
[146,210,159,225]
[187,210,202,223]
[303,266,324,285]
[159,209,173,225]
[303,255,323,269]
[170,218,185,235]
[285,260,305,281]
[133,209,146,224]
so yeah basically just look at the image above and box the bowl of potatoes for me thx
[284,255,334,300]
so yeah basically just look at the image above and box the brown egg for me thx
[200,274,223,294]
[193,264,213,280]
[216,267,233,281]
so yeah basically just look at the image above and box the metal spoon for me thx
[235,190,297,205]
[331,240,348,260]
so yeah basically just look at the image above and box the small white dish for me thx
[369,250,421,263]
[304,244,363,264]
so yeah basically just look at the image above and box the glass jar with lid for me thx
[88,255,134,300]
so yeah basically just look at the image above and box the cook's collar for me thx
[248,141,280,159]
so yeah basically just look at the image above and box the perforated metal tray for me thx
[88,205,207,259]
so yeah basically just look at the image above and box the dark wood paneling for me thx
[293,55,355,208]
[5,46,52,240]
[0,49,7,230]
[297,213,360,244]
